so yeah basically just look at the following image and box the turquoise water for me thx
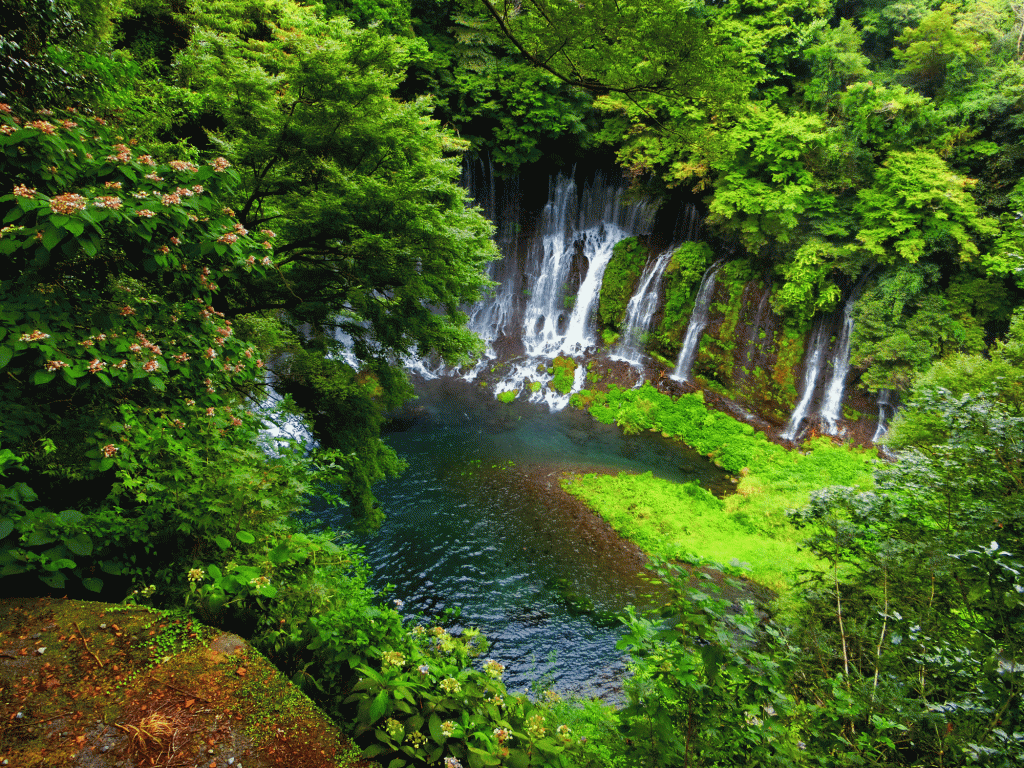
[320,377,729,697]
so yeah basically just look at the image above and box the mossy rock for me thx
[0,597,365,768]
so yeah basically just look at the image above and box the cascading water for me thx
[872,389,898,443]
[463,158,522,351]
[819,292,858,435]
[671,261,723,382]
[780,314,832,442]
[610,247,674,365]
[463,170,658,409]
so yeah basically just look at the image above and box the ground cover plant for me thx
[566,383,874,589]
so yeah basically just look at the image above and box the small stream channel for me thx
[314,377,731,698]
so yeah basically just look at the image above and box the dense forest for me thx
[1,0,1023,766]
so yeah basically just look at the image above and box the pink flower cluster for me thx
[50,193,87,215]
[169,160,199,172]
[92,196,122,210]
[210,157,231,172]
[106,144,132,163]
[13,184,36,197]
[25,120,56,135]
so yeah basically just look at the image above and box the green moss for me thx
[772,325,806,407]
[569,384,875,591]
[497,389,517,403]
[562,471,817,591]
[598,237,648,328]
[551,355,577,394]
[655,241,713,357]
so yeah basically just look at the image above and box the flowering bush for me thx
[0,104,295,594]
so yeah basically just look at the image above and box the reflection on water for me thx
[315,377,729,698]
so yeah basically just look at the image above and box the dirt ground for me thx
[0,597,374,768]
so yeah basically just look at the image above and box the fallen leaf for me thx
[235,667,246,676]
[185,699,195,708]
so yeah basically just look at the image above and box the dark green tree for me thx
[166,1,497,525]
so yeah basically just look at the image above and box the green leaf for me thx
[41,226,62,251]
[207,590,227,613]
[236,530,256,544]
[368,689,389,724]
[64,533,93,556]
[428,713,443,744]
[98,458,114,472]
[26,529,57,547]
[214,535,232,551]
[0,519,13,540]
[208,563,223,579]
[82,577,103,593]
[0,346,12,370]
[59,509,85,524]
[39,571,67,589]
[33,370,56,385]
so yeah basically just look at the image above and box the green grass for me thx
[567,384,876,592]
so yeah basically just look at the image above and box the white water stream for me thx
[780,314,832,442]
[670,261,723,382]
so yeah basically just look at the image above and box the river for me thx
[311,376,730,698]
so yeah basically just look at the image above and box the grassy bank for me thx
[564,384,876,591]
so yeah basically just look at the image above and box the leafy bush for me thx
[0,104,314,595]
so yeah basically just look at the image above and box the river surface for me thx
[315,376,730,698]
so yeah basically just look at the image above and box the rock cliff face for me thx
[0,598,368,768]
[418,161,885,445]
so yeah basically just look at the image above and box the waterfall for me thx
[461,169,658,409]
[611,247,674,365]
[671,261,723,382]
[780,315,832,442]
[463,157,522,349]
[872,389,898,443]
[613,204,703,367]
[819,292,858,435]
